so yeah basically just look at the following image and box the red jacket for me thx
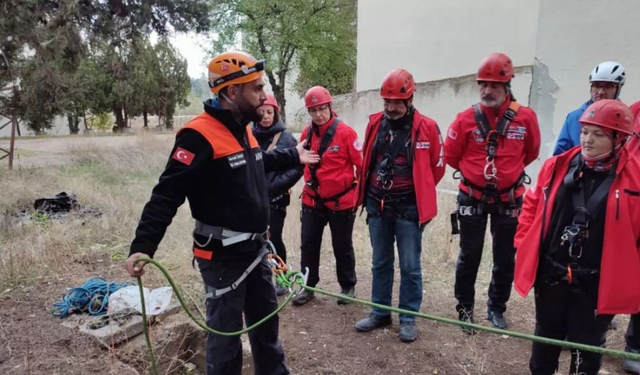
[514,147,640,315]
[300,117,363,210]
[626,101,640,151]
[445,99,541,200]
[356,110,446,225]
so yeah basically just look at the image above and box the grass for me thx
[0,133,630,375]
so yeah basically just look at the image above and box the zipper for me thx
[616,189,620,220]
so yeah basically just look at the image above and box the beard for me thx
[237,97,263,123]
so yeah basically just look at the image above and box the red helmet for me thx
[380,69,416,100]
[579,99,634,135]
[477,53,514,83]
[305,86,332,108]
[263,94,279,112]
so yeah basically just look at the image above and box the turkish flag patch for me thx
[172,147,195,166]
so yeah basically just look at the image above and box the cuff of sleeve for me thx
[129,242,157,258]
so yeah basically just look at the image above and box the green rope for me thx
[301,285,640,361]
[135,258,300,375]
[133,257,640,375]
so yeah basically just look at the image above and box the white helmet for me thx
[589,61,625,99]
[589,61,626,85]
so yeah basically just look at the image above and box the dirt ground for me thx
[0,134,632,375]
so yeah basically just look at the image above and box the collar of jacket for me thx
[204,98,248,136]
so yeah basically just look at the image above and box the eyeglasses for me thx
[591,83,617,92]
[309,105,330,115]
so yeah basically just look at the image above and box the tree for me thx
[0,0,212,134]
[210,0,357,121]
[154,38,191,130]
[128,39,162,129]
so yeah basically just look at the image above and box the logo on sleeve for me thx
[353,139,363,152]
[172,147,195,166]
[416,142,430,149]
[448,128,457,140]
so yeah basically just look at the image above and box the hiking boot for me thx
[624,358,640,374]
[292,290,314,306]
[275,285,288,297]
[458,308,478,335]
[399,323,418,342]
[337,286,355,305]
[486,310,507,329]
[624,350,640,374]
[355,314,392,332]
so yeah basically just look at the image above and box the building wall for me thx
[534,0,640,157]
[356,0,540,91]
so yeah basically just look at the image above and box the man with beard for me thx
[125,51,319,375]
[445,53,540,333]
[353,68,445,342]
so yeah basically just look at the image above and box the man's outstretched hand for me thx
[296,140,320,165]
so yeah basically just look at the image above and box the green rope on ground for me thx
[302,285,640,361]
[133,257,640,375]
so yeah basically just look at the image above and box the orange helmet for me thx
[579,99,634,135]
[208,51,265,94]
[477,53,514,83]
[380,69,416,100]
[263,94,279,112]
[304,86,332,108]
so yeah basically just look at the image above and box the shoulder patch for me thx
[353,138,363,152]
[172,147,195,166]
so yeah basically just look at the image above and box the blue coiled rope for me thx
[51,276,134,318]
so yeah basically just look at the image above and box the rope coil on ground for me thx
[51,276,133,318]
[133,257,640,375]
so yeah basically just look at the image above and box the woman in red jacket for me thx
[293,86,363,306]
[514,99,640,375]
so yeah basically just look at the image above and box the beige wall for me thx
[356,0,540,91]
[534,0,640,157]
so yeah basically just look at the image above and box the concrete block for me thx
[60,301,182,347]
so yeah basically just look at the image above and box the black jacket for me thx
[130,99,300,258]
[252,120,303,207]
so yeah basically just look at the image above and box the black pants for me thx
[626,313,640,353]
[300,204,357,288]
[530,282,613,375]
[454,191,520,313]
[197,246,289,375]
[269,206,288,263]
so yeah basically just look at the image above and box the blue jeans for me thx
[366,196,424,324]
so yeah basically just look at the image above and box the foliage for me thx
[209,0,357,121]
[0,0,211,134]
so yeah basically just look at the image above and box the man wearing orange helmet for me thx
[353,69,445,342]
[445,53,541,332]
[514,99,640,375]
[125,51,319,375]
[292,86,363,306]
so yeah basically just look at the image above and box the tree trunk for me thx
[273,84,287,123]
[143,109,148,128]
[112,105,126,132]
[67,113,80,134]
[82,110,90,130]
